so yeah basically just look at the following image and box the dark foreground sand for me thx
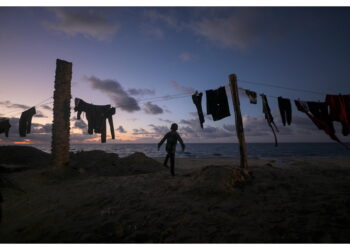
[1,146,350,243]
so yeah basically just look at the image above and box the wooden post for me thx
[51,59,72,167]
[229,74,249,171]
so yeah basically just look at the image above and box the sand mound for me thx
[69,151,165,177]
[0,146,50,165]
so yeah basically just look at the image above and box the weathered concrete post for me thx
[51,59,72,167]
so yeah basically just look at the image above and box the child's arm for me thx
[158,133,169,150]
[177,134,185,151]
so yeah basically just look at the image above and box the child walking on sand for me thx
[158,123,185,176]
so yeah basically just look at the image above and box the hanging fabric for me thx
[295,100,350,150]
[0,118,11,137]
[206,86,230,121]
[74,98,116,143]
[261,94,279,146]
[19,107,36,137]
[244,89,257,104]
[278,97,292,126]
[192,91,205,129]
[326,94,350,136]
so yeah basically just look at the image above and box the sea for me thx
[27,143,350,159]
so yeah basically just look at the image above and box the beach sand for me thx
[1,146,350,243]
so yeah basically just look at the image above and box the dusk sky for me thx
[1,7,350,144]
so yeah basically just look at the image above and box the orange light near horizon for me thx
[13,139,32,145]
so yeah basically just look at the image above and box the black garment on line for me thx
[278,97,292,126]
[74,98,116,143]
[307,101,349,150]
[206,86,230,121]
[245,89,257,104]
[192,92,205,128]
[19,107,36,137]
[261,94,279,146]
[0,118,11,137]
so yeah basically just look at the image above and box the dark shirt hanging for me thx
[326,94,350,136]
[74,98,116,143]
[278,97,292,126]
[192,91,205,128]
[295,100,350,150]
[261,94,279,146]
[19,107,36,137]
[206,86,230,121]
[245,89,257,104]
[0,118,11,137]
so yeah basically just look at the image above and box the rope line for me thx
[238,78,326,96]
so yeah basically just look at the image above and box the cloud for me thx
[140,23,164,39]
[0,100,30,110]
[84,75,140,112]
[158,118,174,124]
[169,81,195,94]
[35,111,48,118]
[43,8,120,41]
[127,88,155,96]
[73,119,87,130]
[41,105,52,111]
[144,9,183,31]
[193,10,260,50]
[179,52,193,62]
[143,102,164,115]
[116,125,127,133]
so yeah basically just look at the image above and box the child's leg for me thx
[164,154,169,167]
[170,153,175,176]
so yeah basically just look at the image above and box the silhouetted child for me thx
[158,123,185,176]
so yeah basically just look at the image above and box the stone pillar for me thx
[51,59,72,167]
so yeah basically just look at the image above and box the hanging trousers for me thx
[278,97,292,126]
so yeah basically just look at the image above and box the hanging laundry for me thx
[245,89,257,104]
[278,97,292,126]
[295,100,350,150]
[74,98,116,143]
[326,94,350,136]
[0,118,11,137]
[206,86,231,121]
[19,107,36,137]
[192,91,205,129]
[294,100,309,112]
[261,94,279,146]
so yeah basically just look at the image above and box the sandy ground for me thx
[1,146,350,243]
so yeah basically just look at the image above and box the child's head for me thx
[170,123,178,131]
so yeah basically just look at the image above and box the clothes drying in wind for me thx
[74,98,116,143]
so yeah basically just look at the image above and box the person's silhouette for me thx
[158,123,185,176]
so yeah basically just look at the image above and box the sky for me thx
[0,7,350,144]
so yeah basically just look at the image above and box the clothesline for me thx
[237,78,327,96]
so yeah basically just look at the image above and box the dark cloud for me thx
[132,128,153,136]
[85,75,140,112]
[116,125,127,133]
[73,119,87,130]
[35,111,48,118]
[143,102,163,115]
[169,81,195,94]
[127,88,155,96]
[31,123,52,134]
[158,118,174,123]
[0,100,30,110]
[43,8,120,41]
[41,105,52,111]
